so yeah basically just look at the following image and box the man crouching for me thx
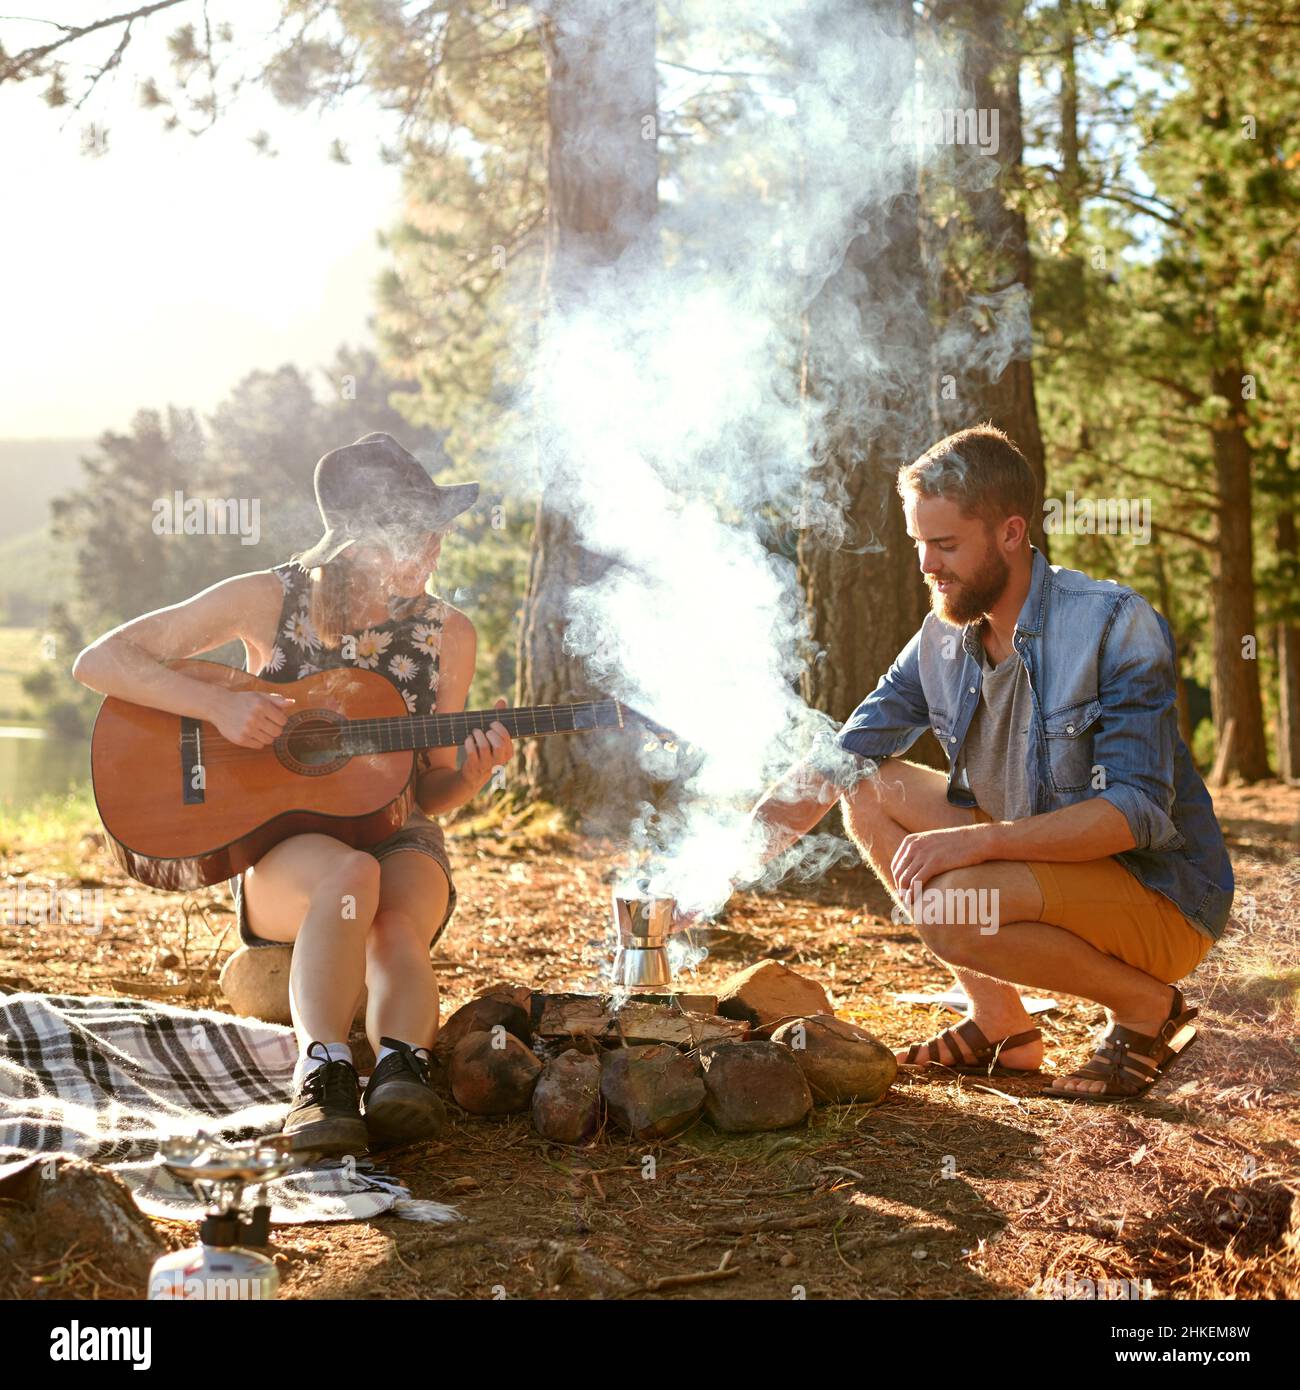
[741,425,1233,1102]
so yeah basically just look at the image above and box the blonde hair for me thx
[897,424,1037,532]
[304,553,359,651]
[296,540,435,650]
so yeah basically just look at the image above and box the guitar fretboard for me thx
[342,700,624,756]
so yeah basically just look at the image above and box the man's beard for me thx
[926,540,1010,625]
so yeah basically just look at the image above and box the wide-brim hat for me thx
[293,431,479,569]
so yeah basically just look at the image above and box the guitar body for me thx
[91,661,417,891]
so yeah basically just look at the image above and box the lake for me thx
[0,726,90,812]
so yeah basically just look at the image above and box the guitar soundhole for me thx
[275,710,349,776]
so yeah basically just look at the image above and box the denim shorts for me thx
[228,818,458,950]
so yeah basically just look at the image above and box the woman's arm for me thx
[413,607,514,816]
[72,571,295,749]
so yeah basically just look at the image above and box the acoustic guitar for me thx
[90,659,660,890]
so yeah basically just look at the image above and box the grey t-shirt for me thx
[956,635,1035,822]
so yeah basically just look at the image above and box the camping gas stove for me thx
[147,1132,308,1300]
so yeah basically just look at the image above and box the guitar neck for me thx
[344,700,625,756]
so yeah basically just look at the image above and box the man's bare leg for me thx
[840,760,1043,1071]
[908,872,1179,1096]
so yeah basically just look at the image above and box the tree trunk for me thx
[796,0,940,766]
[1152,543,1192,746]
[934,0,1048,553]
[1208,364,1270,782]
[1276,508,1300,783]
[516,0,659,812]
[1057,20,1087,326]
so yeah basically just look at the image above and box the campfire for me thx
[222,883,899,1145]
[428,884,899,1145]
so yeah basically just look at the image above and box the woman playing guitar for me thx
[72,432,514,1156]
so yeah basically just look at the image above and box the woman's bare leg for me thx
[363,851,448,1056]
[242,833,382,1050]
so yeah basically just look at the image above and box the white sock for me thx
[295,1040,352,1088]
[377,1041,432,1066]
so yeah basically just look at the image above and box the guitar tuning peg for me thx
[663,741,678,753]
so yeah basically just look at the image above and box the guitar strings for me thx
[189,700,622,765]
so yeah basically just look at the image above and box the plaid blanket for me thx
[0,991,460,1226]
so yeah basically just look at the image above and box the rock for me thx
[599,1045,705,1141]
[1,1159,163,1296]
[716,959,832,1027]
[347,1029,378,1081]
[220,946,366,1026]
[770,1015,897,1104]
[473,981,534,1012]
[532,1051,602,1145]
[545,1241,637,1296]
[434,995,533,1062]
[700,1040,813,1133]
[449,1029,542,1115]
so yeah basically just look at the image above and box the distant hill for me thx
[0,528,75,626]
[0,438,95,544]
[0,439,93,624]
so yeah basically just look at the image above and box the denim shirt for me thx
[834,547,1234,940]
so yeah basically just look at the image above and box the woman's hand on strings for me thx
[214,690,295,748]
[459,697,514,793]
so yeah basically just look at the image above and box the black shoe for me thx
[362,1037,448,1143]
[283,1043,369,1157]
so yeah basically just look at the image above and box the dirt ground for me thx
[1,783,1297,1301]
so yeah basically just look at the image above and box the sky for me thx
[0,2,406,440]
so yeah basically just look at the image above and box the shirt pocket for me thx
[1043,698,1103,793]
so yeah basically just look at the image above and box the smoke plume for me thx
[500,0,1023,919]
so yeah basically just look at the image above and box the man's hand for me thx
[891,824,994,899]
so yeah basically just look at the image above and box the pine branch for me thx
[1134,373,1207,408]
[1095,462,1223,507]
[0,0,193,83]
[1151,521,1217,551]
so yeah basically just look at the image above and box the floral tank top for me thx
[252,561,450,817]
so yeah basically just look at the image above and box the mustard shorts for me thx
[971,811,1214,983]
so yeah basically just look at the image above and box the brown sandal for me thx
[1046,987,1199,1104]
[901,1017,1042,1077]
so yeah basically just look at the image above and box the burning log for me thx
[531,992,747,1048]
[699,1040,813,1133]
[599,1044,706,1141]
[532,1050,603,1145]
[449,1029,543,1115]
[716,959,833,1027]
[768,1015,897,1104]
